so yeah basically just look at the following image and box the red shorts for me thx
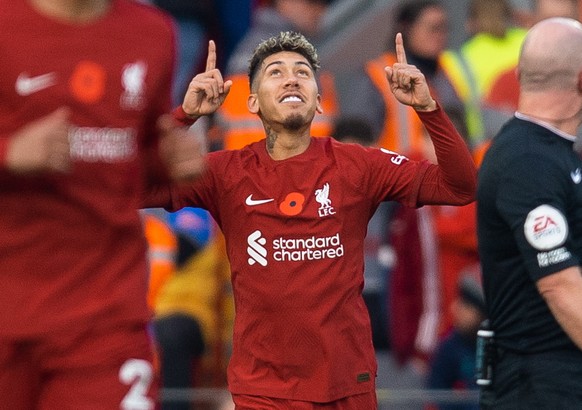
[0,322,158,410]
[232,391,377,410]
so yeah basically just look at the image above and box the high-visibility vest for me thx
[143,214,177,310]
[440,50,485,146]
[216,71,339,150]
[366,53,427,153]
[366,51,484,151]
[459,27,526,97]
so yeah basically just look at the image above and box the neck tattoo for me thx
[266,128,277,154]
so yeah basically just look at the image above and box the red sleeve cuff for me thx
[415,101,442,118]
[172,105,197,127]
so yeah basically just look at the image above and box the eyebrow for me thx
[263,60,313,72]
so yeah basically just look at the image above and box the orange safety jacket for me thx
[143,214,177,310]
[366,51,482,152]
[216,71,339,150]
[366,53,428,152]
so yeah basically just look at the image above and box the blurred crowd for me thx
[140,0,579,409]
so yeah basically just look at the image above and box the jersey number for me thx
[119,359,155,410]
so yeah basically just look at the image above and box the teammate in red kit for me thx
[147,31,477,408]
[0,0,204,408]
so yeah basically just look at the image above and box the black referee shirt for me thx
[477,115,582,353]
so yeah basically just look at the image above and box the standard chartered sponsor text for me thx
[70,127,137,162]
[272,233,344,261]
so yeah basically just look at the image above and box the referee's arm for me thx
[538,266,582,350]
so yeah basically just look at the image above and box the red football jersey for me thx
[0,0,175,336]
[146,107,475,401]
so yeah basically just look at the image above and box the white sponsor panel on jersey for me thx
[524,204,568,250]
[69,127,137,162]
[246,231,344,265]
[273,233,344,261]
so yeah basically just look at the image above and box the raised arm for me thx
[384,33,436,112]
[385,33,476,205]
[178,40,233,122]
[415,108,477,205]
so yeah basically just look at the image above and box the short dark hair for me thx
[248,31,320,90]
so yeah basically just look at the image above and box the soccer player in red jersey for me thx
[147,31,477,408]
[0,0,204,408]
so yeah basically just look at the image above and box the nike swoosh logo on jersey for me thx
[245,194,274,206]
[571,168,582,184]
[15,72,57,96]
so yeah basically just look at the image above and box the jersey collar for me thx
[514,111,577,142]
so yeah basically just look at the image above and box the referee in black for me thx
[477,17,582,409]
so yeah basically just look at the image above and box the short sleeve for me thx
[496,153,578,282]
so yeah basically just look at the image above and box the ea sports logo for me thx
[247,230,267,266]
[524,204,568,250]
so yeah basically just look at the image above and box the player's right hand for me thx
[181,40,232,119]
[5,107,71,174]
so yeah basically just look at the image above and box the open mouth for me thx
[280,95,303,103]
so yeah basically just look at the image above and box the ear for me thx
[315,94,323,114]
[578,71,582,94]
[247,93,259,114]
[515,66,521,83]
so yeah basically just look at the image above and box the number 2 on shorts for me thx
[119,359,155,410]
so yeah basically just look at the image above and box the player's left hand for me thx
[157,114,206,181]
[384,33,437,111]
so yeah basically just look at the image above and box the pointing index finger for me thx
[205,40,216,72]
[395,33,407,64]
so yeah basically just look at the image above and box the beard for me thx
[282,113,307,131]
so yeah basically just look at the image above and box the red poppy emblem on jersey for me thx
[70,61,106,103]
[279,192,305,216]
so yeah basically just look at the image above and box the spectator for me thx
[477,17,582,409]
[485,0,579,115]
[460,0,526,98]
[146,30,477,407]
[473,0,580,170]
[432,202,480,337]
[342,0,483,152]
[0,0,204,408]
[144,212,179,311]
[226,0,333,74]
[513,0,579,28]
[148,208,233,410]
